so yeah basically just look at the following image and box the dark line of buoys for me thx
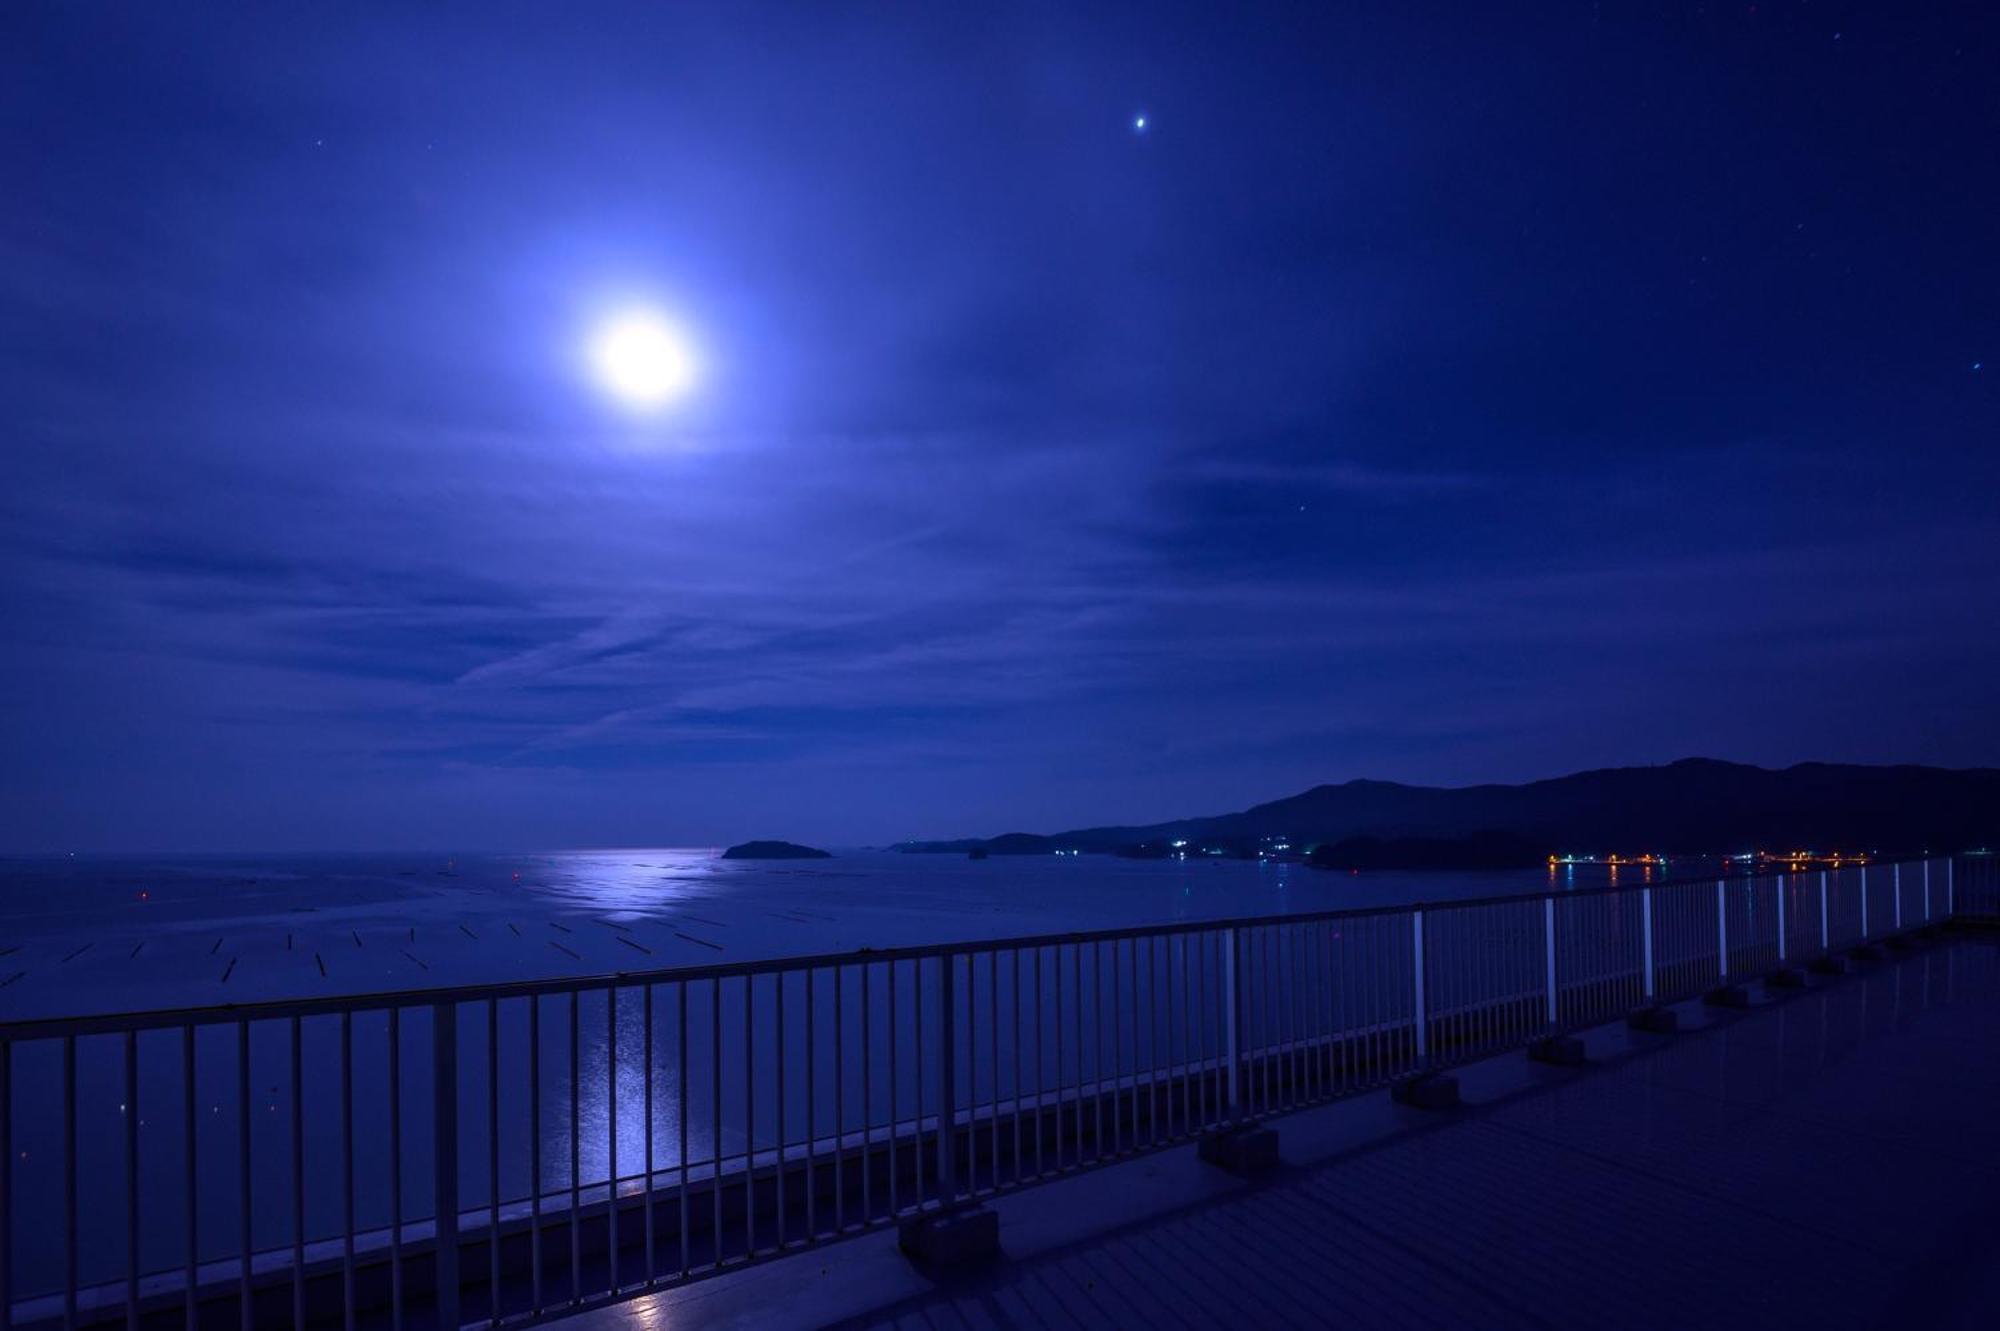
[315,953,327,978]
[617,935,653,955]
[549,940,581,960]
[399,949,428,971]
[352,930,363,948]
[0,972,23,988]
[129,941,144,959]
[682,914,727,928]
[548,921,573,934]
[209,937,224,955]
[220,958,237,983]
[60,942,91,963]
[507,922,522,937]
[674,932,723,951]
[459,924,478,940]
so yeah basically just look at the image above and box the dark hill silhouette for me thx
[897,759,2000,860]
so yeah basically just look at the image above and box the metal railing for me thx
[0,853,1986,1329]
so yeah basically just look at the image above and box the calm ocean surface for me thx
[0,848,1620,1020]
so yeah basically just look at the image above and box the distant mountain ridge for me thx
[896,759,2000,858]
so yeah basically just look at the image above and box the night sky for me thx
[4,3,1997,852]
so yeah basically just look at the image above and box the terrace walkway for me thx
[558,933,2000,1331]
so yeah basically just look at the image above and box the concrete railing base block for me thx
[1765,967,1807,990]
[1627,1005,1678,1034]
[1197,1125,1280,1174]
[1391,1074,1462,1110]
[1527,1035,1587,1067]
[1703,984,1751,1009]
[899,1206,1000,1266]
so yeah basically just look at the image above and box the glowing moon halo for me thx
[589,310,696,410]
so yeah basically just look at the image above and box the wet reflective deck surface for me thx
[554,934,2000,1331]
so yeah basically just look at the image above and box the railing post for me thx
[1776,873,1787,963]
[938,952,959,1200]
[1715,879,1728,978]
[1223,928,1241,1121]
[1923,859,1932,922]
[1948,856,1955,916]
[1894,863,1903,931]
[1819,870,1830,952]
[1641,888,1655,1000]
[1543,898,1558,1026]
[1860,865,1870,939]
[1412,909,1428,1063]
[432,1002,459,1331]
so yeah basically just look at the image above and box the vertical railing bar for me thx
[609,987,620,1290]
[676,984,688,1281]
[888,962,898,1214]
[1216,927,1232,1111]
[1861,864,1870,940]
[1093,942,1106,1153]
[1256,923,1272,1095]
[486,998,499,1326]
[643,984,655,1286]
[1412,911,1428,1067]
[912,961,924,1206]
[528,997,541,1314]
[863,960,874,1218]
[990,949,1001,1190]
[1181,935,1194,1131]
[341,1013,354,1331]
[1034,947,1046,1177]
[709,977,721,1271]
[290,1016,304,1330]
[775,972,786,1248]
[433,1003,460,1331]
[182,1026,196,1331]
[743,975,754,1261]
[938,954,958,1203]
[1544,898,1558,1028]
[1106,940,1119,1152]
[568,994,580,1300]
[804,968,815,1239]
[1777,874,1788,964]
[1010,950,1021,1186]
[1149,936,1162,1138]
[390,1008,404,1331]
[1818,868,1829,952]
[235,1022,250,1331]
[1641,888,1656,1000]
[1894,863,1903,933]
[125,1030,139,1331]
[834,966,845,1228]
[1071,945,1084,1165]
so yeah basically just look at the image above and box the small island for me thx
[720,839,832,860]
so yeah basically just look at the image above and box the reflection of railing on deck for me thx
[2,853,1996,1329]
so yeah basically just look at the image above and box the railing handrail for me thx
[0,853,1951,1041]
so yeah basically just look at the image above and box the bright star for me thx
[589,311,697,411]
[1133,114,1148,132]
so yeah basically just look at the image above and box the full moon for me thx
[589,311,696,410]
